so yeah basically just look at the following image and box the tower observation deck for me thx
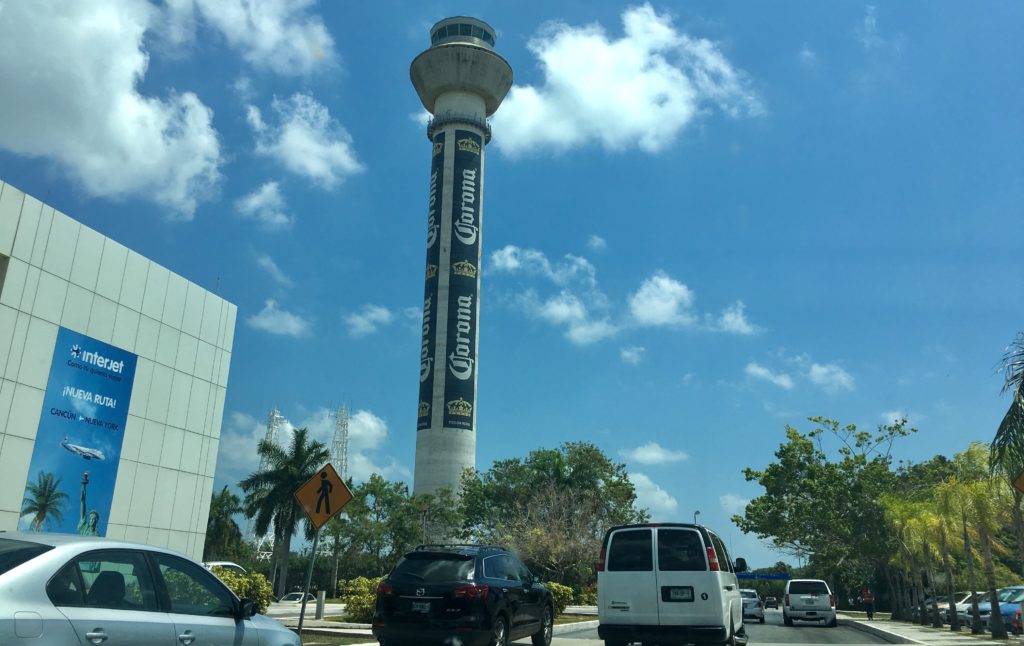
[410,17,512,495]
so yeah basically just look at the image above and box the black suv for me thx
[372,544,553,646]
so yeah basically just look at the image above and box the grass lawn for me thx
[556,614,596,624]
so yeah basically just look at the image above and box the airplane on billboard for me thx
[61,436,105,461]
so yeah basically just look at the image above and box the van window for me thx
[657,529,706,571]
[708,532,733,573]
[608,529,653,571]
[789,581,830,595]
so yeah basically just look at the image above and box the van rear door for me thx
[654,527,722,626]
[599,527,659,625]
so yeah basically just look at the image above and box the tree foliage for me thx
[204,486,244,561]
[21,471,69,531]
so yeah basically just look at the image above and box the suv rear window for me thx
[0,538,53,576]
[392,552,475,582]
[608,529,653,572]
[657,529,706,571]
[789,581,830,595]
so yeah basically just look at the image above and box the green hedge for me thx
[342,576,382,623]
[545,581,573,616]
[211,567,274,614]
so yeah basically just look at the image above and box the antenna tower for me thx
[331,405,350,481]
[249,407,285,556]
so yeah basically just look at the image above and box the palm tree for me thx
[21,471,69,531]
[240,428,329,597]
[204,486,244,560]
[991,332,1024,478]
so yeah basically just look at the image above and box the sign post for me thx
[293,463,353,637]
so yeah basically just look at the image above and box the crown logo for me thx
[432,142,443,156]
[425,264,438,279]
[457,138,481,155]
[418,400,430,418]
[446,398,473,417]
[452,260,477,278]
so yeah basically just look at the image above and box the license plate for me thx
[411,601,430,613]
[669,587,693,601]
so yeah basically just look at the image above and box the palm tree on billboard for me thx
[240,428,329,598]
[21,471,69,531]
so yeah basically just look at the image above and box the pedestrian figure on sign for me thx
[315,471,333,515]
[862,586,875,620]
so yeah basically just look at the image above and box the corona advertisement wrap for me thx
[18,327,137,536]
[418,131,445,430]
[443,130,483,431]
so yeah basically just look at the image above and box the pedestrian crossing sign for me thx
[294,463,353,530]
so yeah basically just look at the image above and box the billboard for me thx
[18,327,137,536]
[442,130,482,431]
[418,131,445,431]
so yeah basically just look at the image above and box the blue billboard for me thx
[18,327,137,536]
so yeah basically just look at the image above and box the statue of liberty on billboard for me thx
[77,471,100,536]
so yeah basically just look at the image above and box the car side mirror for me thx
[237,599,259,620]
[734,558,748,573]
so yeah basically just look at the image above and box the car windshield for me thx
[392,553,475,582]
[998,588,1024,603]
[0,538,53,576]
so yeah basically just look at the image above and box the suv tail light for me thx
[597,546,606,572]
[453,584,490,600]
[377,581,394,595]
[785,593,789,606]
[829,594,836,608]
[706,545,720,572]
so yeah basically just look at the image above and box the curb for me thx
[840,618,923,645]
[554,619,599,635]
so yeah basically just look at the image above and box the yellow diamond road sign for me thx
[294,463,353,530]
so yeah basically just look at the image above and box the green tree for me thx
[344,474,420,576]
[21,471,69,531]
[460,442,646,588]
[991,332,1024,480]
[204,486,244,561]
[240,428,329,597]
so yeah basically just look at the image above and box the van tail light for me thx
[453,584,490,600]
[706,546,720,572]
[376,581,393,595]
[598,546,606,572]
[829,594,836,608]
[785,594,789,606]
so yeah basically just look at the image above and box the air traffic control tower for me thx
[410,17,512,495]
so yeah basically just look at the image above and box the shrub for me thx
[211,567,274,614]
[576,585,597,606]
[342,576,382,623]
[545,581,574,616]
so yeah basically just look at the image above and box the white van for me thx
[597,523,748,646]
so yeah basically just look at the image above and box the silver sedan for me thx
[0,532,299,645]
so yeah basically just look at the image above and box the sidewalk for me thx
[840,613,1024,645]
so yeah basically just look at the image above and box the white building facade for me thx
[0,179,235,560]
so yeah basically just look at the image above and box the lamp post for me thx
[694,510,700,525]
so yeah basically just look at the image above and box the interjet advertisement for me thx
[442,129,483,431]
[18,327,137,536]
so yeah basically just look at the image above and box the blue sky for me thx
[1,1,1021,566]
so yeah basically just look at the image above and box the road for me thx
[533,609,889,645]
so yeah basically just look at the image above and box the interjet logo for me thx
[71,343,124,374]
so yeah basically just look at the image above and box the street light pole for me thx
[694,510,700,525]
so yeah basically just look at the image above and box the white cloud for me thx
[0,0,221,218]
[799,44,817,66]
[489,245,597,287]
[621,441,688,465]
[235,181,293,229]
[523,291,617,346]
[345,305,394,337]
[621,346,645,365]
[255,253,292,286]
[587,235,607,252]
[881,410,907,425]
[714,301,758,335]
[745,362,794,390]
[720,493,749,514]
[630,472,679,519]
[493,3,762,156]
[858,5,885,50]
[629,272,696,327]
[245,299,310,337]
[808,362,855,393]
[167,0,336,75]
[252,94,363,187]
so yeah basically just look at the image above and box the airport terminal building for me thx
[0,179,235,560]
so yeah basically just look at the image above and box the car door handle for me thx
[178,630,196,645]
[84,630,108,644]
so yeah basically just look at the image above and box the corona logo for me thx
[452,260,477,278]
[432,141,443,156]
[425,264,438,279]
[418,400,430,418]
[446,398,473,417]
[457,138,481,155]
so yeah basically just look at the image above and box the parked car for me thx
[741,589,765,623]
[278,592,315,603]
[943,591,978,624]
[372,543,553,646]
[764,596,778,609]
[0,532,298,646]
[1013,608,1021,636]
[203,561,248,576]
[783,578,837,627]
[973,587,1024,632]
[596,522,748,646]
[958,590,992,628]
